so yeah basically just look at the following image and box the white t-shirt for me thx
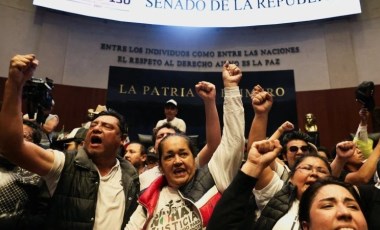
[253,173,284,213]
[139,165,162,191]
[149,186,202,229]
[125,186,202,230]
[43,150,125,229]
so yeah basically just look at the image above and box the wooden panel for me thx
[52,84,107,131]
[298,85,380,150]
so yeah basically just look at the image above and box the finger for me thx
[12,55,38,72]
[223,60,230,69]
[195,83,201,90]
[254,85,263,91]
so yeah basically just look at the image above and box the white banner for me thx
[33,0,361,27]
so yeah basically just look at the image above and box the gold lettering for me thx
[171,88,178,96]
[151,87,160,96]
[143,86,150,95]
[119,84,127,94]
[127,85,137,95]
[275,87,285,97]
[122,84,211,98]
[162,87,170,96]
[266,88,274,97]
[180,88,185,97]
[185,89,195,97]
[219,87,286,98]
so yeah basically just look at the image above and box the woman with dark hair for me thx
[299,178,367,230]
[126,123,243,229]
[252,153,332,230]
[125,62,245,229]
[208,152,332,230]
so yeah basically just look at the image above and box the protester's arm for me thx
[0,54,54,176]
[207,170,257,230]
[124,205,147,230]
[253,139,285,191]
[330,141,355,178]
[269,121,294,141]
[195,81,221,167]
[208,139,281,230]
[354,108,373,159]
[208,61,245,192]
[42,115,59,133]
[345,140,380,185]
[355,108,369,141]
[246,85,273,150]
[267,121,294,172]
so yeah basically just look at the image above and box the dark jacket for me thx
[208,170,296,230]
[46,148,139,229]
[207,170,258,230]
[358,184,380,230]
[253,183,296,230]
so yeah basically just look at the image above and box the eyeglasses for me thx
[288,145,309,153]
[296,164,329,176]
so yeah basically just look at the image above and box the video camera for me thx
[355,81,375,111]
[22,77,54,124]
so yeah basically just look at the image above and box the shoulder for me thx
[120,157,139,176]
[139,166,162,191]
[174,117,185,124]
[156,119,165,126]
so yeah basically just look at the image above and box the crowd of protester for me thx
[0,54,379,229]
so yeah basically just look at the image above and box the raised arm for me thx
[207,61,245,192]
[354,107,373,159]
[269,121,294,141]
[242,139,282,177]
[357,107,369,138]
[345,140,380,185]
[195,81,221,167]
[247,85,273,149]
[267,121,294,173]
[207,139,282,230]
[330,141,355,178]
[0,54,54,176]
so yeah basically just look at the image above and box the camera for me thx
[22,77,54,124]
[355,81,375,111]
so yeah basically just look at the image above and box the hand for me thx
[246,139,282,171]
[195,81,216,102]
[336,141,355,160]
[279,121,294,132]
[251,85,273,114]
[8,54,38,87]
[222,61,242,88]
